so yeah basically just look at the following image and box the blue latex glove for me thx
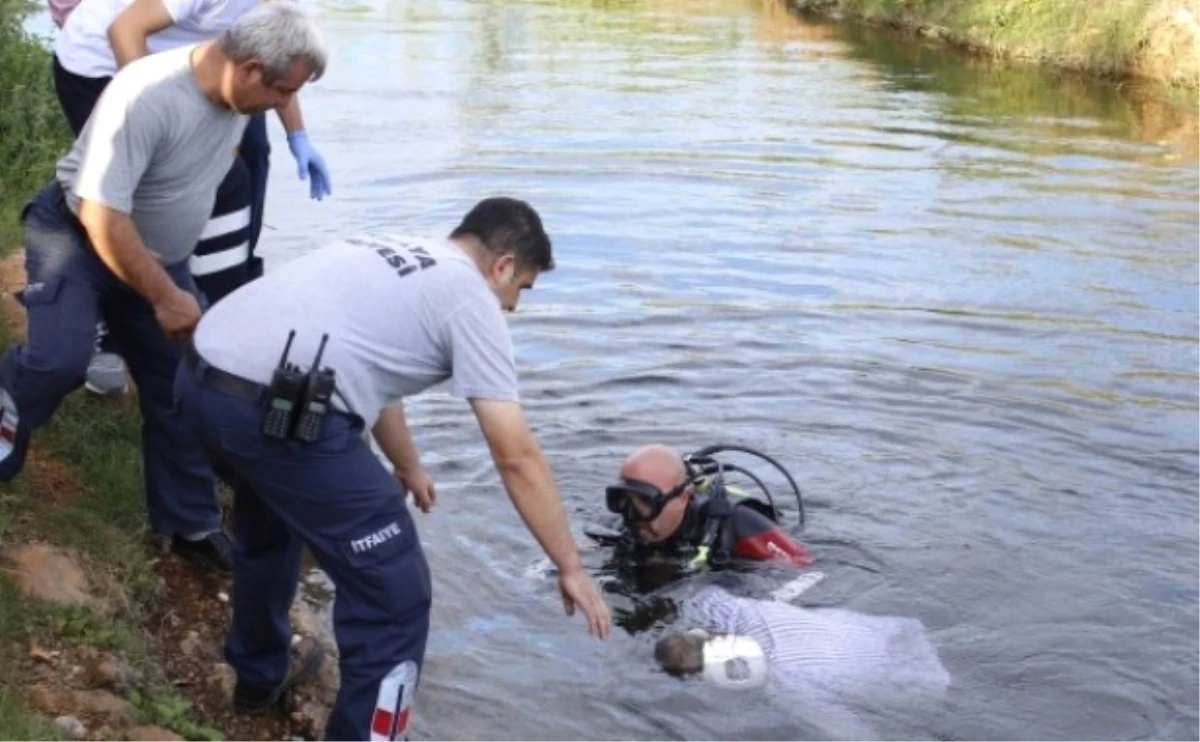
[286,131,332,200]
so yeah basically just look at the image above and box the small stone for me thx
[28,641,56,663]
[210,662,237,699]
[84,652,139,691]
[125,724,185,741]
[31,686,135,725]
[179,631,202,658]
[4,544,95,607]
[217,591,229,603]
[71,688,137,725]
[291,633,302,647]
[30,685,71,715]
[54,715,86,739]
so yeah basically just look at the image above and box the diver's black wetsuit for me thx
[636,494,812,570]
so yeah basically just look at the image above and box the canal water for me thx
[46,0,1200,738]
[251,0,1200,739]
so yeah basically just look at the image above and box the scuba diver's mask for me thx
[605,477,689,533]
[700,634,769,689]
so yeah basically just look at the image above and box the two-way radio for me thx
[293,333,336,443]
[262,330,338,442]
[263,330,306,439]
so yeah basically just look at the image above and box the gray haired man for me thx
[0,1,327,575]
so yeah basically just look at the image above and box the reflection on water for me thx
[257,0,1200,739]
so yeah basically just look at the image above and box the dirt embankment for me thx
[0,251,338,741]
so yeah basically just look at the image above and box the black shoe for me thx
[233,637,325,714]
[170,531,234,575]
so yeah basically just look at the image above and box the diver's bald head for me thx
[620,444,687,492]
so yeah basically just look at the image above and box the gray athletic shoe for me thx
[85,351,129,396]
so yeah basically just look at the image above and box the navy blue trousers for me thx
[0,182,220,537]
[174,354,432,741]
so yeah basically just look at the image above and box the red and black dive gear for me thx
[608,444,812,570]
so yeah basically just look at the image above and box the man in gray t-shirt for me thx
[176,196,613,740]
[0,2,326,576]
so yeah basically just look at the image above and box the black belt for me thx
[183,341,266,404]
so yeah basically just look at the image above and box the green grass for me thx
[0,7,226,736]
[0,580,62,741]
[0,0,72,248]
[794,0,1199,86]
[0,316,226,740]
[0,340,226,740]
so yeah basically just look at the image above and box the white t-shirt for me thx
[55,0,259,78]
[193,234,522,431]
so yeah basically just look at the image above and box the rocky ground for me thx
[0,252,340,740]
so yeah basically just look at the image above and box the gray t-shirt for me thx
[56,44,247,266]
[192,234,521,429]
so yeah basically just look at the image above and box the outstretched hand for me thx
[558,567,612,640]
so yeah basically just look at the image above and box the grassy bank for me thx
[0,0,71,247]
[790,0,1200,87]
[0,2,228,738]
[0,313,225,740]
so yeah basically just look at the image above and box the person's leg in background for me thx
[239,113,270,280]
[50,52,109,137]
[191,158,254,305]
[49,53,129,397]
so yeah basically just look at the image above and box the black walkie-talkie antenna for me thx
[309,333,330,371]
[278,329,297,367]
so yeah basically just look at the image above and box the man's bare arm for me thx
[77,200,199,337]
[470,398,582,573]
[373,401,422,476]
[108,0,175,69]
[277,96,306,134]
[471,397,611,638]
[78,200,173,301]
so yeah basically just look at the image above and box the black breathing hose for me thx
[686,443,806,527]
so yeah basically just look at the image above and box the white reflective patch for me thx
[370,659,417,741]
[189,242,250,277]
[199,206,251,240]
[0,389,18,462]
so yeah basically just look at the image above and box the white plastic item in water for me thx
[701,634,769,690]
[770,570,826,602]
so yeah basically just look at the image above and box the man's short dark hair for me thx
[449,197,555,272]
[655,632,705,677]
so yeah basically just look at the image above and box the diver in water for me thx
[602,443,813,572]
